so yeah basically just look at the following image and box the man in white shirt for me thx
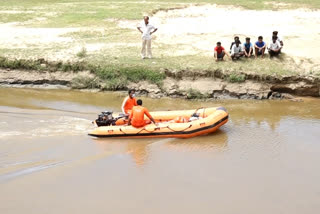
[273,31,283,47]
[231,41,244,60]
[268,36,282,57]
[137,16,158,59]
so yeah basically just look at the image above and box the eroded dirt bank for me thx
[1,69,319,100]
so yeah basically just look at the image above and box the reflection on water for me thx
[93,129,228,167]
[1,88,320,214]
[166,129,228,151]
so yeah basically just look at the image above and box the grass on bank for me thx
[76,47,87,58]
[71,66,166,90]
[227,73,246,83]
[1,53,316,78]
[2,55,316,86]
[0,56,166,90]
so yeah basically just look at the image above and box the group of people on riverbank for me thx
[137,16,283,61]
[214,31,284,61]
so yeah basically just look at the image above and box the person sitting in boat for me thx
[122,89,138,115]
[128,99,156,128]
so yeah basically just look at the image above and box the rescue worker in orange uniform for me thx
[122,89,137,114]
[128,99,156,128]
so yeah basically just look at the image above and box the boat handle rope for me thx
[165,124,192,132]
[133,123,193,135]
[119,128,127,135]
[136,127,154,134]
[119,128,148,134]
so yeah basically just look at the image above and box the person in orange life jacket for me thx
[122,89,138,115]
[128,99,156,128]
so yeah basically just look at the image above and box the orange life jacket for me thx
[129,106,152,128]
[122,96,137,114]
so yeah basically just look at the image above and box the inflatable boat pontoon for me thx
[88,107,228,138]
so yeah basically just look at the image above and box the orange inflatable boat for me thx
[88,107,228,138]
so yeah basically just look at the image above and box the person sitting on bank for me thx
[268,36,282,57]
[254,36,266,58]
[243,37,253,58]
[128,99,156,128]
[273,31,283,47]
[230,36,241,52]
[214,42,228,61]
[231,41,244,60]
[122,89,137,114]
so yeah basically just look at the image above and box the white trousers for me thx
[141,39,152,58]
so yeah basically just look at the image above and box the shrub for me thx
[62,61,86,72]
[227,73,246,83]
[76,47,87,58]
[102,77,128,90]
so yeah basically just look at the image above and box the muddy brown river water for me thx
[0,88,320,214]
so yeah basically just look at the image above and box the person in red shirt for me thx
[128,99,155,128]
[122,89,138,114]
[214,42,229,61]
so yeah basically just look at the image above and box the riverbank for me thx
[1,66,319,100]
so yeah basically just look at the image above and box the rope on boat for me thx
[119,128,127,135]
[165,124,192,132]
[135,123,193,135]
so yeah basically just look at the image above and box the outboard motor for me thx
[95,111,115,126]
[94,111,128,127]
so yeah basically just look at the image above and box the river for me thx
[0,87,320,214]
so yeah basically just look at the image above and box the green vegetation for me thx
[76,47,87,58]
[75,65,166,90]
[93,65,165,88]
[0,57,165,89]
[0,57,43,70]
[71,76,99,89]
[227,73,246,83]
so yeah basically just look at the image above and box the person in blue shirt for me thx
[254,36,266,58]
[243,37,253,58]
